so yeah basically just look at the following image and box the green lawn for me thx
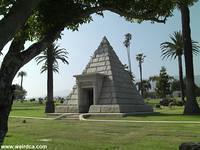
[5,118,200,150]
[88,106,200,121]
[4,100,200,150]
[10,101,45,117]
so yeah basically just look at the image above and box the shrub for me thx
[38,98,43,104]
[30,98,36,102]
[159,98,173,106]
[155,104,161,109]
[176,101,184,106]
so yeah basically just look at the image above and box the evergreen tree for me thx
[155,67,172,98]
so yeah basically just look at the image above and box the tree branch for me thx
[0,0,42,52]
[104,7,168,23]
[19,28,63,67]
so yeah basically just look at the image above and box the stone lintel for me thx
[74,73,106,81]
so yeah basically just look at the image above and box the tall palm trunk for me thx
[127,45,132,73]
[180,4,200,114]
[177,55,185,104]
[139,63,143,97]
[20,75,23,89]
[45,46,55,113]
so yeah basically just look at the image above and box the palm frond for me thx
[191,40,200,55]
[161,31,199,61]
[35,42,69,74]
[160,31,184,60]
[40,65,48,73]
[36,58,47,65]
[53,64,59,73]
[17,71,27,77]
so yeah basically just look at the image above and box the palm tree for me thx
[136,53,146,97]
[161,31,199,104]
[142,80,151,97]
[123,33,132,73]
[136,80,151,98]
[35,43,68,113]
[17,71,27,89]
[177,0,200,114]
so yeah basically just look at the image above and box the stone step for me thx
[55,105,79,113]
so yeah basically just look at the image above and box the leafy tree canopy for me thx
[0,0,16,16]
[0,0,177,43]
[176,0,198,7]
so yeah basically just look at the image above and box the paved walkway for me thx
[10,115,200,124]
[10,116,54,120]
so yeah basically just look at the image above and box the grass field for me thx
[10,101,45,117]
[4,100,200,150]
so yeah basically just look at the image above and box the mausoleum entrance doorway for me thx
[81,88,94,113]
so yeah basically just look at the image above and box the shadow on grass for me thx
[11,108,42,111]
[13,104,44,108]
[125,113,199,118]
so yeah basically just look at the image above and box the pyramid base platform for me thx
[55,105,79,113]
[55,104,153,113]
[89,105,153,113]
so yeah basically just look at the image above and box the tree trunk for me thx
[139,63,143,97]
[0,0,42,52]
[0,35,27,144]
[0,84,13,145]
[127,45,132,73]
[0,53,19,145]
[180,5,200,114]
[0,29,61,143]
[20,76,23,89]
[45,46,55,113]
[178,55,185,104]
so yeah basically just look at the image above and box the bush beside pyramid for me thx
[55,37,153,113]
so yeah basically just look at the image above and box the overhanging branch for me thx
[105,7,168,23]
[19,28,63,66]
[0,0,42,53]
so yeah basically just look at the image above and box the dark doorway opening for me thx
[80,88,94,113]
[87,88,94,107]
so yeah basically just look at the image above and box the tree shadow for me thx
[125,113,191,117]
[11,108,41,111]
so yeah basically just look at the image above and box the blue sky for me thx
[2,2,199,98]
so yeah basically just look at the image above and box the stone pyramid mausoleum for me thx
[55,37,153,113]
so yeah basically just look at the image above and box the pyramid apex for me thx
[101,36,110,44]
[95,36,112,55]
